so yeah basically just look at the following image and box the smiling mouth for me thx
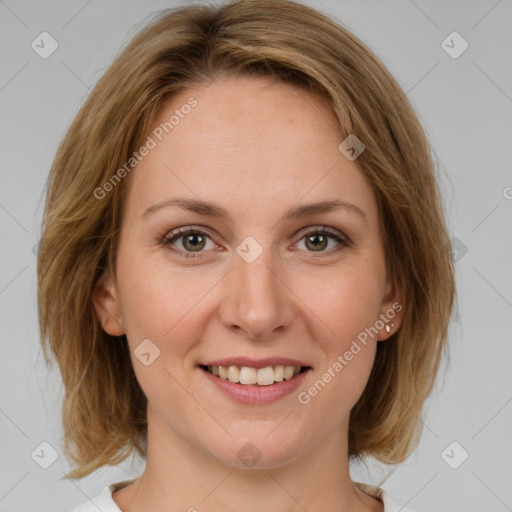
[199,364,311,386]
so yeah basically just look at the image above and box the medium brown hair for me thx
[37,0,455,479]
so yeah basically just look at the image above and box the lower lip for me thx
[199,367,310,404]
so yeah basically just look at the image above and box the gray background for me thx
[1,0,511,511]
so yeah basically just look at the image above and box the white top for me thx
[70,478,417,512]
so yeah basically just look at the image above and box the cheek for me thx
[292,262,383,402]
[294,260,385,344]
[114,255,210,403]
[116,244,212,343]
[299,283,380,414]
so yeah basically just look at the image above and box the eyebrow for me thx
[141,197,366,223]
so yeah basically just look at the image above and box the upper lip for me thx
[200,357,312,369]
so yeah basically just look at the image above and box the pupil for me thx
[185,234,204,251]
[308,234,326,251]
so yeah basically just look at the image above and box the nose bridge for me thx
[239,246,279,299]
[221,238,293,338]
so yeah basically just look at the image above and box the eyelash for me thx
[161,225,350,259]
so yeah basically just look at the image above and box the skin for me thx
[93,74,404,512]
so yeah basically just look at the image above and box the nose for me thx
[218,248,295,341]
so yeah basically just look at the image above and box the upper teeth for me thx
[208,365,302,386]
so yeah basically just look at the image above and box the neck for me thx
[113,408,382,512]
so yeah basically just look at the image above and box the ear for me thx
[377,275,405,342]
[92,270,125,336]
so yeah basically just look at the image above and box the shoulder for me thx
[354,481,419,512]
[68,479,136,512]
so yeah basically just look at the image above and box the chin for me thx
[204,433,307,471]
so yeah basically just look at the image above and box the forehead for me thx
[122,74,377,224]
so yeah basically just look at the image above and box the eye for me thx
[162,225,349,259]
[294,226,349,254]
[162,226,217,259]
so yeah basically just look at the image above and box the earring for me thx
[385,322,394,334]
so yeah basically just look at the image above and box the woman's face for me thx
[94,74,403,468]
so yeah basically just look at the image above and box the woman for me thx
[37,1,455,511]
